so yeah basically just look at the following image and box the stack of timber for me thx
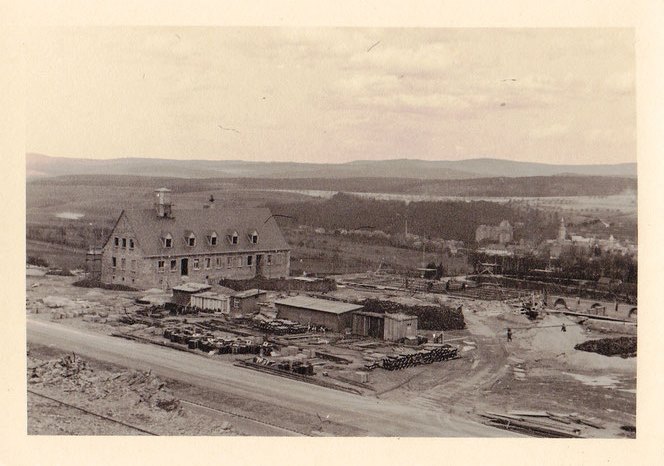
[252,319,310,335]
[380,345,458,371]
[482,410,605,438]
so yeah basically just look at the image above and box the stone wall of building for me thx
[100,213,148,288]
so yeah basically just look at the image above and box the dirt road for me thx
[27,318,515,437]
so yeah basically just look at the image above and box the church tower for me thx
[557,217,567,242]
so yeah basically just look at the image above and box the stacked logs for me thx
[253,319,309,335]
[381,345,458,371]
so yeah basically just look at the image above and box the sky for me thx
[25,27,635,165]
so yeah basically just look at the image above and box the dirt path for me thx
[374,303,636,437]
[27,317,518,437]
[380,307,511,417]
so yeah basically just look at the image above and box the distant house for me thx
[100,188,291,290]
[597,277,622,289]
[475,220,513,244]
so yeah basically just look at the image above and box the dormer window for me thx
[162,233,173,248]
[249,230,258,244]
[228,231,239,245]
[186,232,196,247]
[207,232,218,246]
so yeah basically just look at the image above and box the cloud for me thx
[345,41,457,75]
[26,27,636,164]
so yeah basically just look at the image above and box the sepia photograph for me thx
[23,26,639,439]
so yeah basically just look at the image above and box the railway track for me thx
[29,389,307,436]
[28,389,158,435]
[178,398,308,436]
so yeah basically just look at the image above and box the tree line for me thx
[267,192,559,244]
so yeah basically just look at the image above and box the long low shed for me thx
[274,296,363,332]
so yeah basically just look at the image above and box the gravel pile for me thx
[574,337,637,358]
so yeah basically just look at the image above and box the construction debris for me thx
[28,353,181,413]
[163,325,273,355]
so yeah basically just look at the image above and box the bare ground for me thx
[26,273,636,438]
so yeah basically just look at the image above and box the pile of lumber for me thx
[252,318,309,335]
[314,351,353,365]
[482,410,605,438]
[381,345,458,371]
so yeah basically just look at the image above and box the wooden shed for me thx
[191,291,230,313]
[230,289,267,315]
[274,296,362,333]
[352,311,418,341]
[171,282,212,306]
[352,311,385,339]
[383,313,418,341]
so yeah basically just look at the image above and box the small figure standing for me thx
[507,328,513,342]
[561,323,567,332]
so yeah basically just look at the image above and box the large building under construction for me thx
[100,188,291,289]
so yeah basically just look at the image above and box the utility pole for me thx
[422,241,426,268]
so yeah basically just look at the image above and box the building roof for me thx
[192,291,229,300]
[233,288,267,299]
[353,311,386,319]
[172,283,212,293]
[384,312,417,322]
[274,296,363,314]
[120,207,290,257]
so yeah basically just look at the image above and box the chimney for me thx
[154,188,172,218]
[204,194,215,209]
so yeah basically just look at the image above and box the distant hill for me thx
[26,153,636,180]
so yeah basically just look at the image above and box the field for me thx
[26,182,313,227]
[285,228,457,276]
[27,241,87,272]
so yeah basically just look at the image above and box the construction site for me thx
[26,264,637,437]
